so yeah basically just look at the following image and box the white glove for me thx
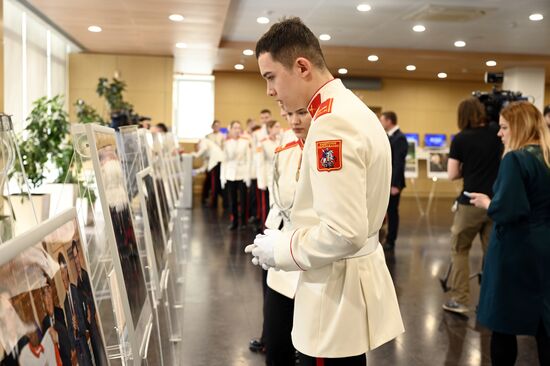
[221,179,226,189]
[244,229,282,270]
[245,178,251,188]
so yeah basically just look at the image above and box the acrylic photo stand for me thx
[71,123,152,365]
[0,208,109,365]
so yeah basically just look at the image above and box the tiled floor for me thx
[173,196,539,366]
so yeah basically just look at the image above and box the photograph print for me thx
[93,131,148,329]
[427,151,450,179]
[0,210,108,366]
[404,140,418,179]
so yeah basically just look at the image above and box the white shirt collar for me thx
[387,125,400,137]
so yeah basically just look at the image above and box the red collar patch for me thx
[313,98,333,120]
[308,93,322,117]
[316,140,342,172]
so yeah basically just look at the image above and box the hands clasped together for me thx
[244,229,282,270]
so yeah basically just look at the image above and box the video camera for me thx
[472,88,528,123]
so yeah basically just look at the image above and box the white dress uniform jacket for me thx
[251,126,267,183]
[265,138,303,299]
[257,136,281,190]
[193,138,224,173]
[206,131,225,148]
[273,79,404,357]
[220,137,251,187]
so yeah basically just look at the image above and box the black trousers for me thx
[202,164,223,207]
[226,180,247,225]
[248,179,258,219]
[265,286,295,366]
[299,353,367,366]
[258,189,270,232]
[386,192,401,245]
[490,322,550,366]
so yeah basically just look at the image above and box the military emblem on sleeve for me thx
[316,140,342,172]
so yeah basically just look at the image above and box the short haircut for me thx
[381,111,397,125]
[255,17,327,70]
[260,109,271,115]
[58,252,66,267]
[266,120,279,129]
[457,97,486,130]
[211,120,220,128]
[251,125,262,132]
[544,104,550,116]
[155,123,168,132]
[229,120,241,128]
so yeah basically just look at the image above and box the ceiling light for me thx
[486,60,497,67]
[319,34,331,41]
[356,4,372,12]
[367,55,379,62]
[529,13,544,21]
[169,14,184,22]
[88,25,102,33]
[243,49,254,56]
[257,17,270,24]
[234,64,244,70]
[338,68,348,75]
[406,65,416,71]
[175,42,187,49]
[412,25,426,32]
[454,40,466,48]
[438,72,447,79]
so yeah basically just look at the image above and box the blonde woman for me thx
[469,101,550,365]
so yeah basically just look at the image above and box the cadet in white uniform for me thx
[221,121,251,230]
[194,136,224,208]
[257,120,282,230]
[246,17,404,365]
[263,107,311,366]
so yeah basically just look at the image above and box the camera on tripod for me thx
[472,88,528,123]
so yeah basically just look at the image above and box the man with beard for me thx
[41,278,72,366]
[71,241,107,365]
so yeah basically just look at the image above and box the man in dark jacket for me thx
[380,111,408,250]
[41,279,72,366]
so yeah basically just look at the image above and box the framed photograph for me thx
[0,208,108,365]
[149,133,176,214]
[71,123,151,363]
[136,167,168,300]
[427,150,450,179]
[405,140,418,179]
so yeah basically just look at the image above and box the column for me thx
[502,67,546,111]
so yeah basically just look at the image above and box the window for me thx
[173,74,215,140]
[3,0,80,131]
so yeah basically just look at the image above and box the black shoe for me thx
[227,223,238,231]
[249,339,265,353]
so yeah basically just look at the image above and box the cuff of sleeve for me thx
[274,229,304,271]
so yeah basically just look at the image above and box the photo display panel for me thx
[0,211,108,365]
[142,173,166,277]
[92,130,148,328]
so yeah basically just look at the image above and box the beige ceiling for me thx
[24,0,550,81]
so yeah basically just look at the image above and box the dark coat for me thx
[477,146,550,335]
[388,129,408,189]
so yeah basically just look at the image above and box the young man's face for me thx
[287,107,312,140]
[258,53,308,113]
[259,112,271,124]
[230,123,242,138]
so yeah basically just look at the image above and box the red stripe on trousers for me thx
[316,359,325,366]
[210,169,216,205]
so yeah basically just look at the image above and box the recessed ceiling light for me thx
[356,4,372,12]
[529,13,544,21]
[338,68,348,75]
[319,34,331,41]
[438,72,448,79]
[88,25,102,33]
[486,60,497,67]
[175,42,187,49]
[406,65,416,71]
[367,55,379,62]
[257,17,270,24]
[243,49,254,56]
[234,64,244,70]
[169,14,184,22]
[454,40,466,48]
[412,25,426,32]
